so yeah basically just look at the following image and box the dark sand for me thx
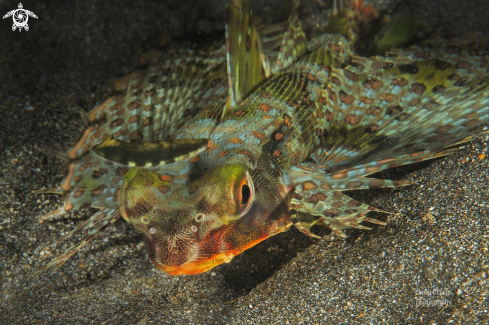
[1,0,488,324]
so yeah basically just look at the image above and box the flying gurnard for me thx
[35,0,489,276]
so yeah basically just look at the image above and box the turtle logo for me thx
[3,3,38,32]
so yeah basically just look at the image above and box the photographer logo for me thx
[3,3,38,32]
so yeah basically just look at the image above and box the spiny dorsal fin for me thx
[92,135,208,167]
[274,0,307,72]
[325,0,378,42]
[224,0,270,116]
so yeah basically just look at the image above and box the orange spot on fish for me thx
[144,89,155,97]
[307,73,318,82]
[78,161,100,172]
[303,181,316,190]
[364,79,383,90]
[231,109,247,117]
[346,114,360,125]
[189,155,201,163]
[274,132,284,141]
[252,131,266,140]
[91,168,108,179]
[339,92,355,105]
[160,174,172,181]
[130,130,140,141]
[378,93,397,103]
[257,103,271,112]
[284,115,292,127]
[143,117,152,126]
[318,96,327,105]
[73,187,86,199]
[158,185,170,194]
[392,78,408,87]
[129,115,138,123]
[188,186,199,194]
[111,177,121,186]
[128,100,141,111]
[110,118,124,129]
[207,139,218,151]
[218,150,229,158]
[91,184,107,197]
[113,188,120,201]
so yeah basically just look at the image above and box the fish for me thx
[34,0,489,276]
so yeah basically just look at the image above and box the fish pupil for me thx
[240,184,251,205]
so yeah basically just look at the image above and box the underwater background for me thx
[0,0,488,323]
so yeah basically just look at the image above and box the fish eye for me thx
[240,184,251,204]
[237,171,254,216]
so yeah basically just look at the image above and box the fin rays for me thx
[224,0,270,116]
[33,209,120,277]
[290,188,391,239]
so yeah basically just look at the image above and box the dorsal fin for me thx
[325,0,378,42]
[92,135,208,167]
[375,13,417,54]
[274,0,307,72]
[224,0,270,116]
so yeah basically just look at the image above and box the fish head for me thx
[119,159,291,275]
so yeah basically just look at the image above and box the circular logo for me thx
[2,3,38,32]
[13,10,28,28]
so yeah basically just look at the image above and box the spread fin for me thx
[92,135,208,167]
[290,187,389,239]
[224,0,270,116]
[259,21,288,54]
[287,146,468,238]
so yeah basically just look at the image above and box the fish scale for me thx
[35,0,489,276]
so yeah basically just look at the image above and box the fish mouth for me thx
[144,218,286,276]
[135,209,276,275]
[151,249,234,276]
[147,241,262,276]
[142,222,231,275]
